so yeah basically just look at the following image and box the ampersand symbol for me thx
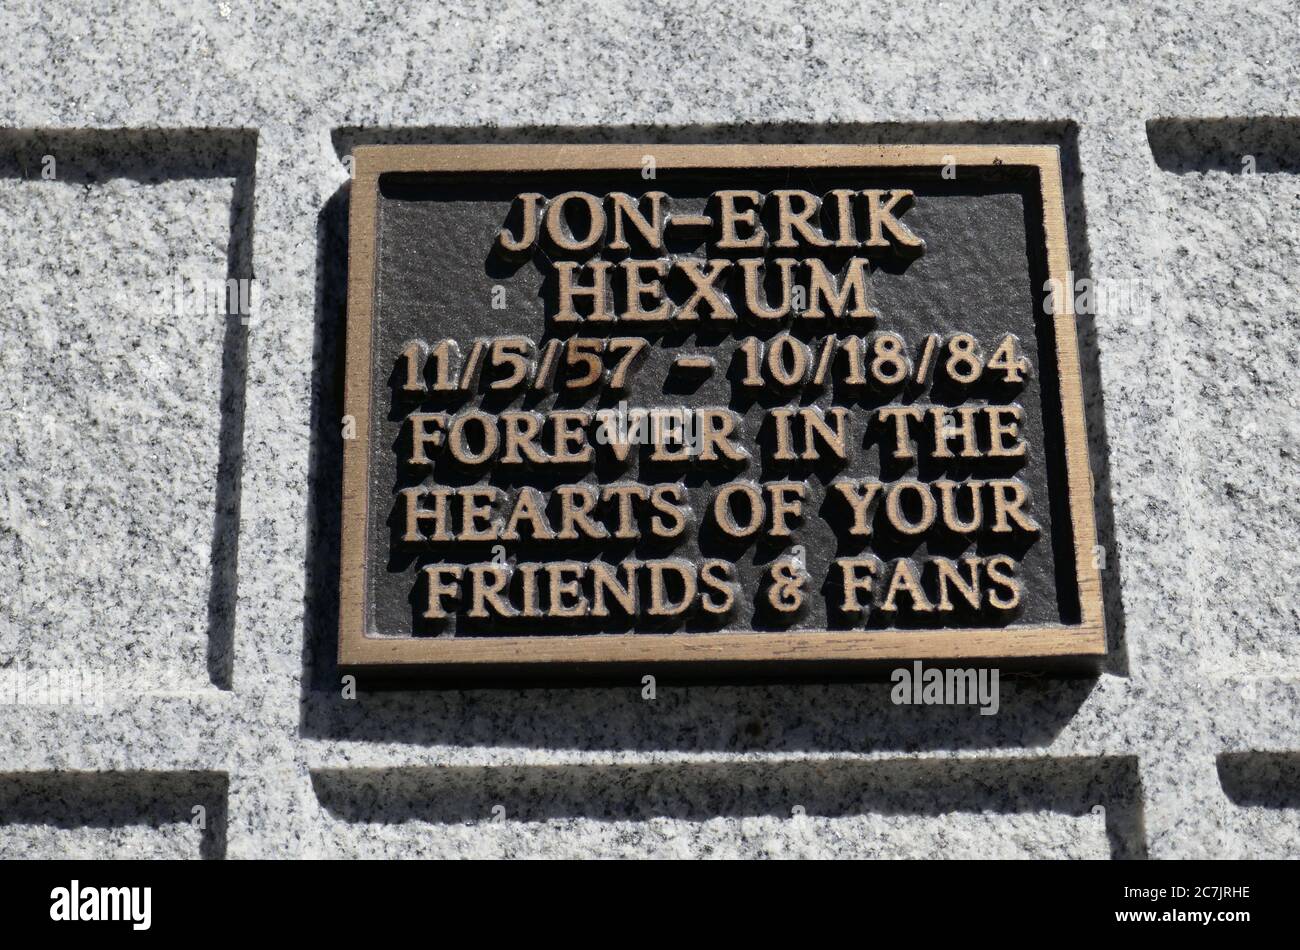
[767,558,806,613]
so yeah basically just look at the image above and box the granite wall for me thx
[0,0,1296,858]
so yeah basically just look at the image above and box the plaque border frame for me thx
[338,144,1105,673]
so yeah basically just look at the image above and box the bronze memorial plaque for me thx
[338,145,1104,675]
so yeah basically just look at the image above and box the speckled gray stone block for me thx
[0,169,234,692]
[0,771,226,859]
[306,757,1141,859]
[1216,752,1300,860]
[1147,119,1300,677]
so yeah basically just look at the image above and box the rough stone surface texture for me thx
[0,0,1295,858]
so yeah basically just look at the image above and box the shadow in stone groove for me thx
[1147,118,1300,174]
[0,770,229,859]
[303,183,349,701]
[0,128,258,691]
[1217,752,1300,808]
[301,121,1122,750]
[311,755,1145,859]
